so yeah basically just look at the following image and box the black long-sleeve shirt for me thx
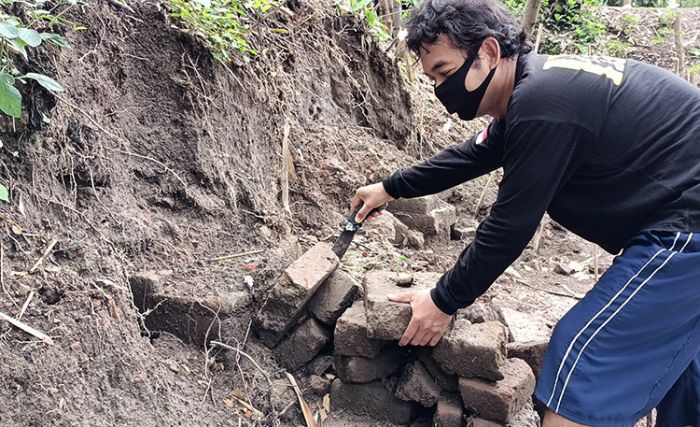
[383,53,700,315]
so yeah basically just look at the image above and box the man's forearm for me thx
[382,126,504,199]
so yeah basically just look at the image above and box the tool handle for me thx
[347,203,387,230]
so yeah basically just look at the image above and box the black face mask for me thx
[434,53,496,121]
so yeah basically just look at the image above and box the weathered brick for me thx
[433,320,508,381]
[507,400,540,427]
[465,417,501,427]
[334,301,388,358]
[395,361,442,407]
[434,396,464,427]
[255,243,339,346]
[330,379,418,425]
[465,401,540,427]
[364,271,441,340]
[418,348,458,392]
[498,307,551,343]
[273,318,330,370]
[334,346,406,383]
[388,196,457,237]
[459,358,536,423]
[392,215,425,249]
[506,340,548,378]
[308,270,359,325]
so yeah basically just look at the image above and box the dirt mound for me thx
[0,1,422,426]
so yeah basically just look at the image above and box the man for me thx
[350,0,700,425]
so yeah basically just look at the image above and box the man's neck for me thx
[493,54,519,118]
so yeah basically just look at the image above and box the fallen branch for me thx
[206,249,264,263]
[0,309,54,345]
[285,372,317,427]
[29,238,58,274]
[516,279,583,300]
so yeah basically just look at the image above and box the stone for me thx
[334,301,388,358]
[418,348,458,392]
[364,271,441,340]
[465,417,501,427]
[255,243,339,346]
[363,211,397,242]
[308,270,360,325]
[273,318,330,370]
[459,301,500,324]
[334,346,406,383]
[388,196,457,238]
[508,400,540,427]
[330,379,418,425]
[497,307,551,343]
[395,361,442,407]
[434,396,464,427]
[459,358,536,423]
[465,401,540,427]
[433,320,508,381]
[392,216,426,249]
[450,224,477,241]
[506,340,548,378]
[309,375,331,395]
[307,354,334,376]
[394,272,414,287]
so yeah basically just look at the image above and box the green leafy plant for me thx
[605,38,632,57]
[620,13,639,36]
[335,0,390,41]
[538,0,605,54]
[0,0,83,118]
[167,0,278,62]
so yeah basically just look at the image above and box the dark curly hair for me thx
[406,0,533,58]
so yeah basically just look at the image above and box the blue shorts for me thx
[534,231,700,426]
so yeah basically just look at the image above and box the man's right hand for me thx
[351,182,395,223]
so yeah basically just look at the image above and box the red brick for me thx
[459,358,536,423]
[433,320,508,381]
[364,271,441,340]
[395,361,442,407]
[334,301,387,358]
[255,243,338,346]
[334,346,406,383]
[273,318,330,370]
[330,379,418,425]
[308,270,359,325]
[434,396,464,427]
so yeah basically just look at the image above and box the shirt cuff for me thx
[430,287,459,316]
[382,175,401,200]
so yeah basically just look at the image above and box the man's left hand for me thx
[388,289,453,347]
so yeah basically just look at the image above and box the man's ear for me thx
[480,37,501,69]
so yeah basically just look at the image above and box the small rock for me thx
[393,272,414,287]
[309,375,331,395]
[459,301,500,324]
[307,355,334,377]
[69,341,81,351]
